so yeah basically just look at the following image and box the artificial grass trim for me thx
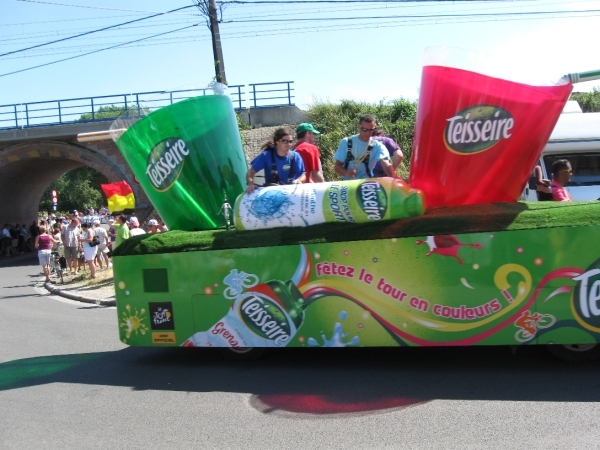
[113,201,600,257]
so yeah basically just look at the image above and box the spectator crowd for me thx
[2,209,168,283]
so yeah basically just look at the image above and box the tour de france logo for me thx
[145,137,190,191]
[572,260,600,332]
[444,104,514,155]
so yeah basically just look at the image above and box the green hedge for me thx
[305,99,417,181]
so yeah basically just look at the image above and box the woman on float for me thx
[245,127,305,193]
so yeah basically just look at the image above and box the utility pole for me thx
[197,0,227,85]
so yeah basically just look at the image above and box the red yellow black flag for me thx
[101,181,135,214]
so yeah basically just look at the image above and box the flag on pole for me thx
[101,181,135,214]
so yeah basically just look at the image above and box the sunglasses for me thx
[360,127,376,133]
[560,169,573,173]
[280,139,294,144]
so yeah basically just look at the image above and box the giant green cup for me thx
[115,95,247,231]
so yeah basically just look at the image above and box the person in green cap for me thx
[294,123,324,183]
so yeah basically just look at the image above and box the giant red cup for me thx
[409,64,572,207]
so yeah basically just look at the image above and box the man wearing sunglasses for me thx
[551,159,573,202]
[333,114,396,180]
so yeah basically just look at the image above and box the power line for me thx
[0,0,586,43]
[2,0,596,76]
[223,8,600,22]
[0,23,199,78]
[4,7,598,61]
[220,0,513,3]
[0,5,196,58]
[0,18,199,44]
[15,0,197,15]
[4,1,587,45]
[2,6,597,59]
[2,13,147,27]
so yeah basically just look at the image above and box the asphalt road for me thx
[2,255,600,449]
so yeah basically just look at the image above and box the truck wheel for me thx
[220,347,267,361]
[546,344,600,362]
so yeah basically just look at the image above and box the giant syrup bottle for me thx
[233,178,425,231]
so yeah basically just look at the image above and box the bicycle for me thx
[514,311,556,343]
[50,251,64,284]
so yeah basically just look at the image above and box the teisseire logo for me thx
[357,180,388,221]
[238,294,291,345]
[146,137,190,191]
[444,105,514,154]
[572,262,600,332]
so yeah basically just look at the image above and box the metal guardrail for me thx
[249,81,295,108]
[0,81,294,130]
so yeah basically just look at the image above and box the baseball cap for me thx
[129,216,139,225]
[108,218,115,223]
[93,219,100,225]
[148,219,158,226]
[296,123,320,135]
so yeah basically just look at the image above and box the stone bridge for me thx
[0,114,302,225]
[0,121,151,224]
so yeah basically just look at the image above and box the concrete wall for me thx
[238,106,306,128]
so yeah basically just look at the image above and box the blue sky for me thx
[2,0,600,111]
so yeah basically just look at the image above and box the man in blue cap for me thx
[294,123,324,183]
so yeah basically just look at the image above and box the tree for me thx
[39,166,108,213]
[306,98,418,180]
[79,104,150,121]
[571,88,600,112]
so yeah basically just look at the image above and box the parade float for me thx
[84,48,600,361]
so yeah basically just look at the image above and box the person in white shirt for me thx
[92,220,110,270]
[128,217,146,237]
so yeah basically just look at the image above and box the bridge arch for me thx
[0,140,140,224]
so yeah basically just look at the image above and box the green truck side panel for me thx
[114,225,600,348]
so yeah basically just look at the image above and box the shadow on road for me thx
[1,345,599,417]
[0,253,38,269]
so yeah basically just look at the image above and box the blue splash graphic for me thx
[307,321,360,347]
[248,190,293,224]
[339,311,348,320]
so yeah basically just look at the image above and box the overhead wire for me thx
[0,23,200,78]
[223,8,600,22]
[1,0,598,76]
[1,0,591,46]
[15,0,199,15]
[0,5,196,58]
[2,0,591,41]
[3,6,599,61]
[220,0,523,3]
[0,17,201,44]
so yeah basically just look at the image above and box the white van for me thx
[525,101,600,201]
